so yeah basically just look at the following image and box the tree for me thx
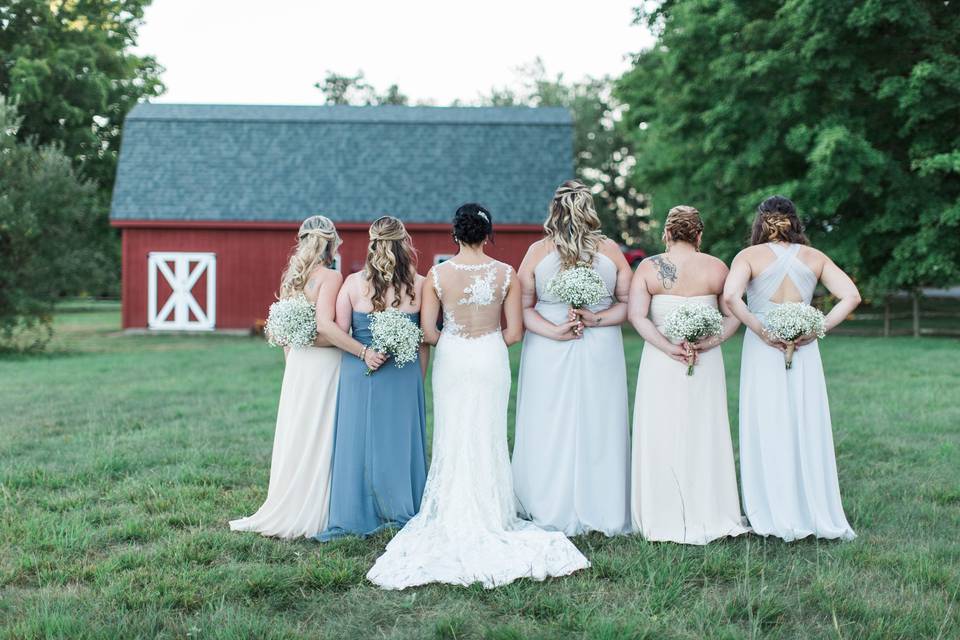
[0,0,164,189]
[616,0,960,295]
[479,60,652,247]
[0,96,103,350]
[315,71,409,106]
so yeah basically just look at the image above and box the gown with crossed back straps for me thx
[739,243,855,541]
[367,259,590,589]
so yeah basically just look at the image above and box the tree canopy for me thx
[0,96,104,349]
[0,0,164,189]
[617,0,960,293]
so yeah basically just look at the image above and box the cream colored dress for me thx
[230,346,341,539]
[631,294,749,544]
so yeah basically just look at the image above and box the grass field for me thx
[1,302,958,639]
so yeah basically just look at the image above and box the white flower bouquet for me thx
[265,294,317,348]
[662,302,724,375]
[545,265,609,309]
[764,302,826,369]
[367,308,424,375]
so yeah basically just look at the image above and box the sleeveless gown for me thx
[512,252,631,536]
[229,345,341,538]
[315,311,428,541]
[367,260,590,589]
[631,294,749,544]
[739,243,855,541]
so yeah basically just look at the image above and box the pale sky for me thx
[135,0,652,105]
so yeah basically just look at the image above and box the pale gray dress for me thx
[739,243,855,541]
[512,251,631,536]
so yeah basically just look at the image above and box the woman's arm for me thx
[692,262,741,352]
[316,274,387,370]
[722,252,786,352]
[519,243,581,340]
[796,253,862,345]
[419,268,441,346]
[626,265,688,363]
[502,272,525,346]
[574,242,631,328]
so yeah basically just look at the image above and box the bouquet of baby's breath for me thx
[366,308,423,375]
[764,302,826,369]
[545,265,608,309]
[662,302,724,375]
[265,294,317,348]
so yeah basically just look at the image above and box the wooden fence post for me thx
[883,297,891,338]
[912,289,921,338]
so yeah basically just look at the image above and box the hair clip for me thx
[477,211,489,222]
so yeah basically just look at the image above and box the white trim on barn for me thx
[147,252,216,330]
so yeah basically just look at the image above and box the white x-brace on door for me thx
[147,252,216,330]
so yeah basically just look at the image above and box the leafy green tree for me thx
[0,0,164,189]
[315,71,408,106]
[0,96,103,350]
[480,59,651,247]
[617,0,960,294]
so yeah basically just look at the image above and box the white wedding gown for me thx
[367,260,590,590]
[739,243,855,541]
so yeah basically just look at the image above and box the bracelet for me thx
[358,345,368,360]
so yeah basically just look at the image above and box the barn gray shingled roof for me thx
[109,103,573,224]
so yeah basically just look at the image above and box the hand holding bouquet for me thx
[265,295,317,348]
[662,302,724,375]
[763,302,826,369]
[366,308,424,375]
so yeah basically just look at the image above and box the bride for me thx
[367,203,590,590]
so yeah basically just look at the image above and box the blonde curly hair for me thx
[279,215,341,299]
[545,180,605,268]
[363,216,418,312]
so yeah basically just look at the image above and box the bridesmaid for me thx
[627,206,749,544]
[512,180,632,536]
[723,195,860,541]
[315,216,429,541]
[230,215,346,539]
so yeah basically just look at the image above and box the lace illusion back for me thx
[433,260,512,338]
[366,256,590,589]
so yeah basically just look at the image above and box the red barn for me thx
[110,103,573,331]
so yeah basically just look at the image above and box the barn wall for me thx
[118,222,542,330]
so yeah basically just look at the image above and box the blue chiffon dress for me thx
[315,311,428,541]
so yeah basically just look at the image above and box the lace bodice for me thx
[746,244,817,318]
[431,260,513,338]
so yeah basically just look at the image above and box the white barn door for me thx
[147,252,216,330]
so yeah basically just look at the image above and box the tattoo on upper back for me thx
[648,255,678,289]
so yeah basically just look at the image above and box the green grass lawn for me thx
[1,303,958,639]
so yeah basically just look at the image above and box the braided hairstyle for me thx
[663,205,704,248]
[364,216,418,312]
[750,195,809,246]
[545,180,605,268]
[279,215,341,299]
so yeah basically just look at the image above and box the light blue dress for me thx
[315,311,427,541]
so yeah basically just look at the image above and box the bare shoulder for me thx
[599,237,628,265]
[698,252,729,272]
[519,238,548,270]
[309,265,342,287]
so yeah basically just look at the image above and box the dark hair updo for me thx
[452,203,493,246]
[663,205,704,246]
[750,195,809,246]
